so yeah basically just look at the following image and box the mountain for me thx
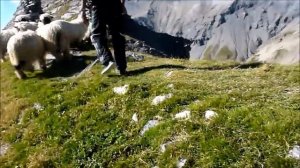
[6,0,300,64]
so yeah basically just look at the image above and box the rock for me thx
[160,135,187,153]
[132,113,138,122]
[288,145,300,160]
[165,71,173,78]
[167,84,174,89]
[127,0,299,64]
[174,110,191,120]
[140,120,159,135]
[152,93,173,105]
[205,110,218,120]
[0,143,10,156]
[113,85,129,95]
[177,158,187,168]
[126,51,145,62]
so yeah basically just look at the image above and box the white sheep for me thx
[7,30,46,79]
[0,28,19,62]
[36,12,89,60]
[14,21,38,32]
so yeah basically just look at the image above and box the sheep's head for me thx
[39,13,53,25]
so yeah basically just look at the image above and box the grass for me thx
[0,52,300,167]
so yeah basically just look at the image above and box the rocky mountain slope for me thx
[6,0,300,64]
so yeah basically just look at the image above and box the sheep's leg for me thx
[27,64,35,72]
[0,53,4,63]
[14,70,26,79]
[38,58,47,71]
[13,61,26,79]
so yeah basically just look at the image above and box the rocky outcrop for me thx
[6,0,300,64]
[128,0,299,64]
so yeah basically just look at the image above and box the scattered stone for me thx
[113,85,129,95]
[126,51,145,62]
[132,113,138,122]
[154,115,164,121]
[205,110,218,120]
[152,93,173,105]
[174,110,191,120]
[70,50,83,57]
[159,135,188,153]
[61,13,74,20]
[288,145,300,160]
[0,143,10,156]
[33,103,44,111]
[165,71,173,77]
[167,84,174,88]
[140,120,159,135]
[177,158,187,168]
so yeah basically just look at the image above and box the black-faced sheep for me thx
[36,12,89,60]
[7,30,46,79]
[39,13,53,25]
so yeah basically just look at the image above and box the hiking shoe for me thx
[101,61,115,74]
[115,69,128,76]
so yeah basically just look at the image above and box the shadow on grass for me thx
[33,56,263,78]
[36,55,96,78]
[126,64,187,76]
[121,62,263,76]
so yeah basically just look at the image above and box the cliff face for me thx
[7,0,300,64]
[127,0,300,64]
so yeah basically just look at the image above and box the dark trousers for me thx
[90,4,127,71]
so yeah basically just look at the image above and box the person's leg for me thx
[109,18,127,74]
[90,5,113,66]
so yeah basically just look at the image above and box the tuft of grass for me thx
[0,52,300,167]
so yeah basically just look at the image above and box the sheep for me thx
[14,14,31,22]
[36,11,89,60]
[7,30,46,79]
[14,21,38,32]
[0,28,19,62]
[39,13,53,25]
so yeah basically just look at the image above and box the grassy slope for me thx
[0,52,300,167]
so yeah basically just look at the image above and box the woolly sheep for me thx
[0,28,18,62]
[36,12,89,60]
[7,30,46,79]
[14,21,38,32]
[14,14,31,22]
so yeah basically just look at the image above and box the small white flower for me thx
[205,110,218,120]
[174,110,191,120]
[132,113,138,122]
[288,145,300,160]
[152,93,173,105]
[33,103,44,111]
[113,85,129,95]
